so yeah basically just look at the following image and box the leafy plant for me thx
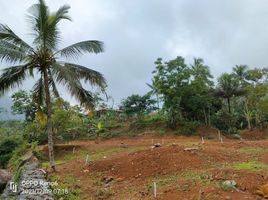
[121,93,157,116]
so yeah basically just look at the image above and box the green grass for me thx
[41,145,147,168]
[151,174,179,188]
[50,175,81,200]
[42,160,66,168]
[180,170,212,186]
[238,147,267,157]
[63,146,147,162]
[231,161,268,171]
[95,188,114,200]
[145,170,212,194]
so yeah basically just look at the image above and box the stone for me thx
[0,169,11,193]
[184,147,199,151]
[151,143,161,149]
[119,143,128,148]
[221,180,237,190]
[231,134,242,140]
[101,176,114,184]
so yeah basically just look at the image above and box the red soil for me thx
[48,135,268,200]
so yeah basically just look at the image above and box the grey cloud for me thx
[1,0,268,112]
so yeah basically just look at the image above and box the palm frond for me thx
[27,0,49,36]
[43,4,71,50]
[28,0,70,50]
[48,68,60,98]
[51,63,94,108]
[0,65,30,95]
[58,62,106,89]
[32,77,45,106]
[0,24,34,52]
[50,4,71,23]
[0,43,27,64]
[57,40,104,59]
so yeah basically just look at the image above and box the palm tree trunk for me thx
[244,102,252,130]
[43,68,56,171]
[156,94,160,111]
[227,97,231,113]
[203,108,207,125]
[208,106,211,126]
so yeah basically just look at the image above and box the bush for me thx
[0,155,11,168]
[9,142,30,176]
[0,139,20,168]
[176,121,199,136]
[24,121,47,144]
[213,110,240,134]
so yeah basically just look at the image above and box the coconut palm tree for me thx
[190,58,213,86]
[232,65,249,87]
[215,73,244,113]
[146,81,160,110]
[0,0,106,171]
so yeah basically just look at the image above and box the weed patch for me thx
[239,147,267,157]
[231,161,268,171]
[50,175,81,200]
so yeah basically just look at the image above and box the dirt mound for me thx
[87,144,242,180]
[88,145,203,179]
[240,128,268,140]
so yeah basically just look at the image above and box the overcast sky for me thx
[1,0,268,116]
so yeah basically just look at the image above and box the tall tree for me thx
[188,58,214,125]
[232,65,249,87]
[146,81,160,110]
[121,94,157,116]
[216,73,244,113]
[0,0,106,171]
[152,57,191,128]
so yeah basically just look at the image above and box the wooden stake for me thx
[198,189,202,200]
[220,137,223,143]
[153,182,157,198]
[218,130,221,141]
[201,137,204,144]
[85,154,89,165]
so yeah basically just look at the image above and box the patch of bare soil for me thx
[88,145,202,179]
[49,135,268,200]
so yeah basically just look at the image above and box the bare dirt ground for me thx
[47,135,268,200]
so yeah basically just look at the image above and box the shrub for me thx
[213,110,240,134]
[176,121,199,136]
[0,139,19,168]
[24,121,47,144]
